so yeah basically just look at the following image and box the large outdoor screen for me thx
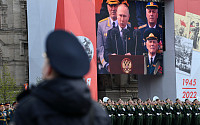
[96,0,164,75]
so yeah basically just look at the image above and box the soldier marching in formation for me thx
[99,97,200,125]
[0,102,16,125]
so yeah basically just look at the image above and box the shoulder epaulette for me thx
[138,24,147,29]
[158,24,162,28]
[98,17,108,23]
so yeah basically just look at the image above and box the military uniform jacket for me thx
[173,103,183,115]
[116,104,126,115]
[163,103,173,115]
[104,26,135,62]
[97,17,114,67]
[138,23,163,53]
[154,104,163,115]
[125,104,135,115]
[138,23,163,42]
[144,104,154,116]
[192,104,200,114]
[144,53,163,75]
[105,104,116,115]
[183,104,192,115]
[0,111,7,124]
[135,104,144,116]
[14,78,111,125]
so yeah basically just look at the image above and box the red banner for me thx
[55,0,97,100]
[175,0,200,16]
[174,0,200,101]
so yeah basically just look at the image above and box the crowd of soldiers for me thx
[0,102,16,125]
[98,97,200,125]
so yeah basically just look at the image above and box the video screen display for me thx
[96,0,164,75]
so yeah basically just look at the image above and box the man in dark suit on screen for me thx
[104,4,135,72]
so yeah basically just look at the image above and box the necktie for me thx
[121,28,126,53]
[151,58,153,64]
[112,22,115,28]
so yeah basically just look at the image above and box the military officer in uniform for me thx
[182,99,192,125]
[162,98,173,125]
[10,102,17,123]
[115,99,126,125]
[153,99,163,125]
[143,28,163,75]
[138,2,163,52]
[136,1,163,27]
[105,99,116,125]
[97,0,120,74]
[143,98,154,125]
[173,98,183,125]
[192,99,200,125]
[134,98,144,125]
[125,99,135,125]
[0,104,7,125]
[4,103,12,124]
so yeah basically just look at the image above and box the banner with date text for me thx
[175,0,200,101]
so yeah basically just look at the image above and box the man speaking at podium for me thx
[104,4,134,72]
[143,28,163,75]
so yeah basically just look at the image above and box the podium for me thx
[109,55,144,74]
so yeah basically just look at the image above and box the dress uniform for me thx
[105,104,116,125]
[138,2,163,52]
[173,102,183,125]
[144,104,154,125]
[135,1,163,27]
[0,104,7,125]
[143,28,163,75]
[134,104,144,125]
[97,0,120,74]
[153,104,163,125]
[192,103,200,125]
[4,103,13,124]
[182,103,192,125]
[139,23,163,44]
[162,103,173,125]
[115,104,126,125]
[125,104,135,125]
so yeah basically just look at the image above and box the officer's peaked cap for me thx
[146,2,158,9]
[143,28,160,42]
[106,0,120,5]
[45,30,90,78]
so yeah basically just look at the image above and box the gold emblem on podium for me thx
[121,58,132,74]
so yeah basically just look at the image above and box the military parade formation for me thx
[0,102,16,125]
[99,97,200,125]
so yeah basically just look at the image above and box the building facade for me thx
[0,0,28,86]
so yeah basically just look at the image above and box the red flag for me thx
[180,20,186,27]
[55,0,97,100]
